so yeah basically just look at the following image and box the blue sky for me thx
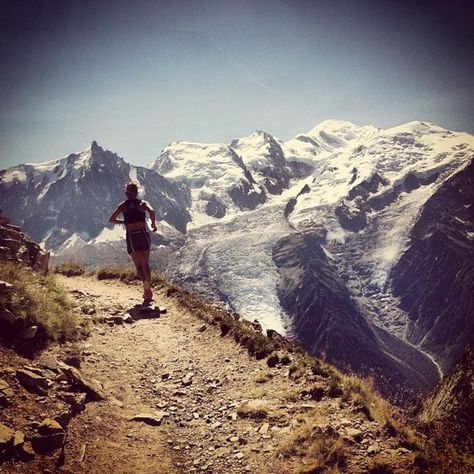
[1,0,473,168]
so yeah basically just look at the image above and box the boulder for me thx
[31,433,66,454]
[0,308,16,326]
[16,368,49,391]
[61,365,106,401]
[18,325,38,340]
[38,418,64,436]
[57,391,87,414]
[0,423,14,454]
[32,420,66,454]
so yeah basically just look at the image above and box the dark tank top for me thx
[123,199,146,224]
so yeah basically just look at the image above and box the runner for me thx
[108,182,158,302]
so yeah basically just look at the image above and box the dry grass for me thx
[255,371,273,384]
[96,266,139,282]
[53,261,85,276]
[95,265,170,287]
[281,422,347,473]
[0,262,78,341]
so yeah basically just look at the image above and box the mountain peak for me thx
[254,129,274,141]
[309,119,359,134]
[89,140,103,154]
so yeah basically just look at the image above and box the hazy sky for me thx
[1,0,473,168]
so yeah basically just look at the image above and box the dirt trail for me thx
[58,275,298,474]
[8,275,415,473]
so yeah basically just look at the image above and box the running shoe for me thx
[143,288,153,302]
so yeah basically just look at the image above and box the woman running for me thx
[109,182,158,302]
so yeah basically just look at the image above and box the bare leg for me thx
[142,250,151,284]
[131,252,145,282]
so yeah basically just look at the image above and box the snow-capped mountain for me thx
[0,141,191,251]
[149,142,265,229]
[2,120,473,400]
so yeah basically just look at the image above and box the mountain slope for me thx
[272,230,439,401]
[420,344,474,451]
[149,141,266,229]
[0,141,191,251]
[390,158,474,372]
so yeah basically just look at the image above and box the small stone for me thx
[38,418,64,436]
[346,427,364,442]
[235,452,244,460]
[129,411,168,426]
[367,443,381,455]
[198,324,207,333]
[211,422,222,429]
[258,422,270,434]
[123,314,134,324]
[57,392,87,413]
[182,373,193,386]
[13,431,25,448]
[338,418,352,427]
[0,379,14,406]
[56,372,68,383]
[54,407,74,429]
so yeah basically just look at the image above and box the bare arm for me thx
[109,203,125,225]
[141,201,157,232]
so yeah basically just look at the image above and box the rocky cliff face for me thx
[420,345,474,449]
[230,130,293,195]
[273,231,440,401]
[390,159,474,372]
[0,223,49,274]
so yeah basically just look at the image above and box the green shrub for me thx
[53,261,85,276]
[96,266,138,282]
